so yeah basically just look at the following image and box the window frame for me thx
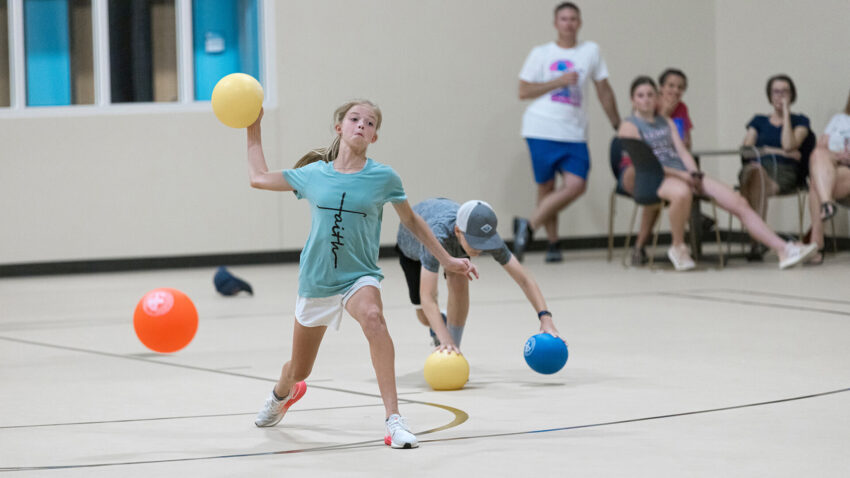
[0,0,276,117]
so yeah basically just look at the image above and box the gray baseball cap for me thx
[456,200,504,250]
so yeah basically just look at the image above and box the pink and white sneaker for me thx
[254,381,307,427]
[384,414,419,449]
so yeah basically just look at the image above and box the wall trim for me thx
[2,232,847,277]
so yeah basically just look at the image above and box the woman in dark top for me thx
[740,74,811,258]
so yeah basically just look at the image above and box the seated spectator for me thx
[657,68,693,150]
[617,76,817,271]
[806,89,850,263]
[615,68,697,264]
[740,74,811,260]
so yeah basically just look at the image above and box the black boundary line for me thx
[709,288,850,306]
[661,292,850,318]
[0,403,385,430]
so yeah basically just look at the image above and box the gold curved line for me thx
[413,401,470,435]
[308,383,469,435]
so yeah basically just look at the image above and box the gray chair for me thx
[619,138,724,269]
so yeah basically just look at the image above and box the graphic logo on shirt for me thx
[549,60,581,106]
[317,192,367,268]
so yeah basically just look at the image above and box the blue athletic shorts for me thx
[525,138,590,183]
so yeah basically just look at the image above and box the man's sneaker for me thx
[512,217,532,262]
[779,242,818,270]
[384,414,419,449]
[667,244,696,271]
[254,381,307,427]
[629,246,648,266]
[544,242,563,263]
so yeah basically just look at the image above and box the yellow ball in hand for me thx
[211,73,264,128]
[423,351,469,391]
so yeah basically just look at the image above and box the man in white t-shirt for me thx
[513,2,621,263]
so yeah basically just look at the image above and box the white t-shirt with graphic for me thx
[824,113,850,153]
[519,41,609,142]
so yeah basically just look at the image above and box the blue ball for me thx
[524,333,568,374]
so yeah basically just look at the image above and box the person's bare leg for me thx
[443,271,470,347]
[655,178,692,247]
[530,173,587,229]
[415,309,429,327]
[739,164,779,220]
[808,186,825,249]
[700,177,786,252]
[809,147,838,210]
[274,321,326,398]
[635,207,660,249]
[345,285,400,418]
[537,179,558,243]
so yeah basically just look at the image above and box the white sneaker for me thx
[384,414,419,449]
[667,244,696,271]
[779,242,818,270]
[254,381,307,427]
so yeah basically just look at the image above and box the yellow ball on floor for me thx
[423,351,469,390]
[211,73,264,128]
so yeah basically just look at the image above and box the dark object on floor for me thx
[214,266,254,296]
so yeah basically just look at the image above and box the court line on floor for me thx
[0,335,469,441]
[1,386,846,472]
[418,386,850,444]
[660,291,850,317]
[0,403,385,430]
[694,288,850,306]
[11,287,835,334]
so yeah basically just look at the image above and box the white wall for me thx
[1,0,844,265]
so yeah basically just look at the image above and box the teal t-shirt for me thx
[283,159,407,298]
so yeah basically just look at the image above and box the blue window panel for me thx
[193,0,259,101]
[25,0,72,106]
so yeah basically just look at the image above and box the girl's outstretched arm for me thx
[246,109,294,192]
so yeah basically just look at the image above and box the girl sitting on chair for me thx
[806,88,850,263]
[616,76,817,271]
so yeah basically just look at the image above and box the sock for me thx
[272,387,287,402]
[448,324,465,347]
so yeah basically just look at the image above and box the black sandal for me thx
[820,201,837,221]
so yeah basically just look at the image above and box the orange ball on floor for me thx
[133,288,198,353]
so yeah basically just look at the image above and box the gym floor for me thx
[2,249,849,476]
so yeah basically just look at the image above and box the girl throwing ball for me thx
[245,101,477,448]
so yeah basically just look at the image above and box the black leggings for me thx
[395,245,422,306]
